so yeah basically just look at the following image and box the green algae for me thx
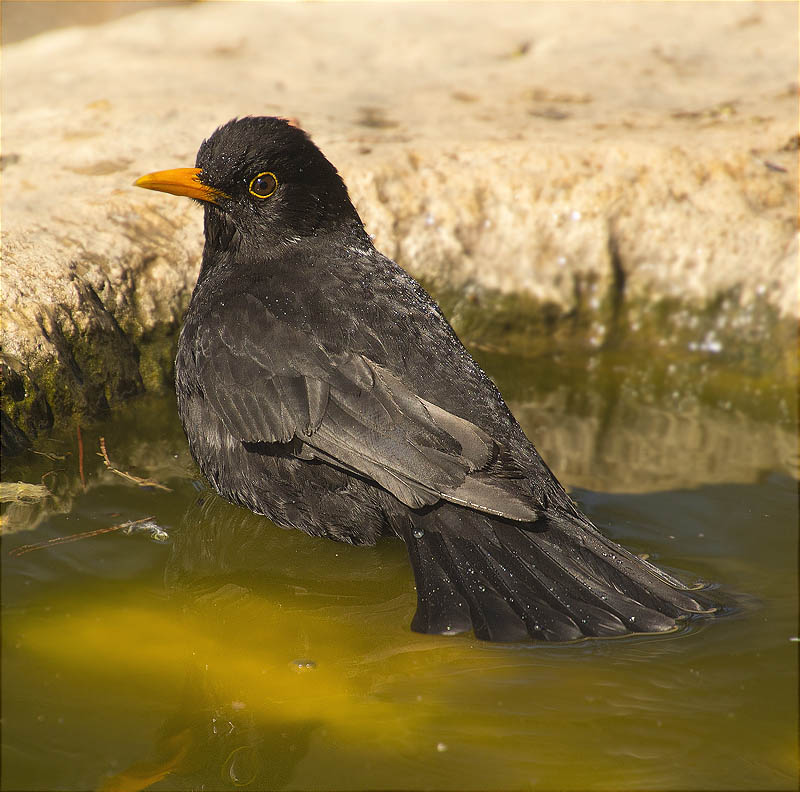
[1,278,797,452]
[135,324,179,394]
[428,283,797,428]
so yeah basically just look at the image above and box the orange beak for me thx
[133,167,229,204]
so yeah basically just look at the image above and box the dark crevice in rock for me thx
[0,354,54,444]
[0,410,31,457]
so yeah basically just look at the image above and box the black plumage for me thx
[135,116,714,641]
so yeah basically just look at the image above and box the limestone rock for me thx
[2,1,797,443]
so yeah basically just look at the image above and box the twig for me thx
[8,516,155,557]
[40,469,61,487]
[77,424,86,490]
[97,437,172,492]
[31,449,68,461]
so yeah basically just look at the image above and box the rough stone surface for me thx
[2,1,798,441]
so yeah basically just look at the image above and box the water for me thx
[2,344,797,791]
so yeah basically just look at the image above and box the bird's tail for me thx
[400,505,715,642]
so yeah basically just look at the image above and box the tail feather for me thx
[497,524,677,635]
[401,507,714,642]
[544,517,701,599]
[523,513,712,616]
[479,537,593,640]
[405,525,472,636]
[438,533,532,642]
[546,523,711,618]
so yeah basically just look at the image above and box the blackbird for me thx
[135,116,713,641]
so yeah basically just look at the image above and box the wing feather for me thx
[194,303,540,521]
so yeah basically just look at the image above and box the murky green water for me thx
[2,343,797,791]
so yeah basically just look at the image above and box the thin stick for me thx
[40,469,60,487]
[8,516,155,558]
[31,450,67,461]
[98,437,172,492]
[77,424,86,490]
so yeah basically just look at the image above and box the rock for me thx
[2,2,797,445]
[0,410,30,457]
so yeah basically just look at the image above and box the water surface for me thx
[2,345,797,791]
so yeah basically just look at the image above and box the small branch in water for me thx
[98,437,172,492]
[31,449,68,461]
[41,470,59,487]
[8,516,155,557]
[77,424,86,491]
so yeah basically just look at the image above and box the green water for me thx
[2,345,797,791]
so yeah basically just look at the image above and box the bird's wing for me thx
[194,299,539,522]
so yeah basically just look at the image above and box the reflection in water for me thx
[514,389,798,493]
[100,663,319,791]
[98,494,421,790]
[100,725,192,792]
[3,469,797,791]
[95,475,793,790]
[1,342,797,790]
[165,492,410,597]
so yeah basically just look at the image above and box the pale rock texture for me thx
[1,1,797,445]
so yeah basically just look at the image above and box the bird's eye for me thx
[248,171,278,199]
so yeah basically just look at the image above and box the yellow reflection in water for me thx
[5,478,797,791]
[7,566,798,792]
[17,592,426,736]
[12,580,472,790]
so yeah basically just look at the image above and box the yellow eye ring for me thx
[248,171,278,199]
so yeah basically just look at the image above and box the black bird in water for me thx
[135,117,713,642]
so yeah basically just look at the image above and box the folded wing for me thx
[195,297,540,522]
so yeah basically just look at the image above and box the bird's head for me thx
[135,116,364,254]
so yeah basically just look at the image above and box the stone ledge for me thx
[2,2,797,446]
